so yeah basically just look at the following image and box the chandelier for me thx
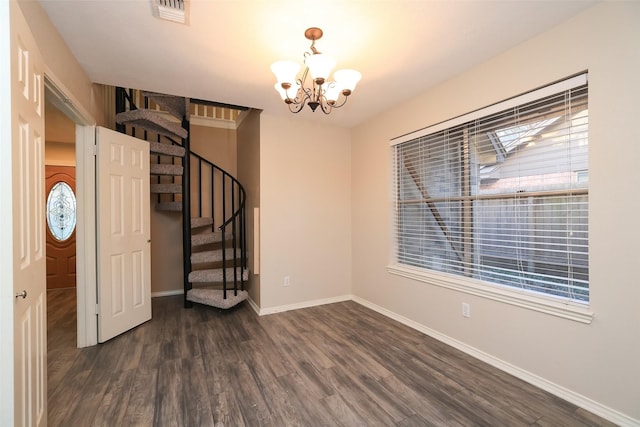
[271,27,362,114]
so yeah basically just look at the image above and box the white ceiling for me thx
[39,0,597,128]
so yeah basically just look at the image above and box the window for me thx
[390,74,589,314]
[46,181,77,241]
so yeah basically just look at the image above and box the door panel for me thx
[45,165,76,289]
[96,126,151,343]
[10,2,47,426]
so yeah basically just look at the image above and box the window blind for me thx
[393,74,589,303]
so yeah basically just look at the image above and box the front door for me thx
[45,165,77,289]
[96,126,152,343]
[7,2,47,426]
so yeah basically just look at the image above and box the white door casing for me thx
[7,2,47,426]
[96,126,151,343]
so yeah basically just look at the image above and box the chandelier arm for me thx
[284,90,302,106]
[318,96,332,114]
[282,74,310,107]
[299,82,314,100]
[329,96,349,109]
[287,102,305,114]
[287,84,312,113]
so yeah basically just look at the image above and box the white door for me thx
[5,2,47,426]
[96,126,151,343]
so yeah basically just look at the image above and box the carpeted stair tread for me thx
[191,248,241,265]
[116,109,188,139]
[191,231,223,246]
[142,91,190,120]
[156,202,182,212]
[151,183,182,194]
[186,288,248,309]
[151,163,183,176]
[188,267,249,283]
[191,217,214,229]
[149,141,185,157]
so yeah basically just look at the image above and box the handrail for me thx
[189,150,246,231]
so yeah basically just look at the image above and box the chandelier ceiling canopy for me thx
[271,27,362,114]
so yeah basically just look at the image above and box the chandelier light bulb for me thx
[305,53,336,84]
[274,82,299,102]
[274,83,289,101]
[333,69,362,94]
[270,60,300,85]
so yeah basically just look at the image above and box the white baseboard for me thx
[351,295,639,427]
[258,294,352,316]
[151,289,183,298]
[247,297,260,315]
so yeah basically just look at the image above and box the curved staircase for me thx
[115,88,248,309]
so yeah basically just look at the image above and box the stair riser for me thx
[191,233,223,247]
[191,217,214,229]
[191,249,241,265]
[116,109,188,139]
[191,241,240,253]
[151,164,183,176]
[186,289,248,309]
[149,141,186,157]
[151,184,182,194]
[188,268,248,284]
[191,261,244,271]
[142,91,189,120]
[156,202,182,212]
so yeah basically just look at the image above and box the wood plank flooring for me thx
[47,288,616,426]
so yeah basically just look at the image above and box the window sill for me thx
[387,264,594,324]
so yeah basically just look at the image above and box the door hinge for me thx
[95,303,100,315]
[92,145,97,156]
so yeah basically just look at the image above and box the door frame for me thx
[44,76,98,347]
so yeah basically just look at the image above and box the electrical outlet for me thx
[283,276,290,286]
[462,302,471,318]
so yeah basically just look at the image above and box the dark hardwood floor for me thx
[47,288,615,427]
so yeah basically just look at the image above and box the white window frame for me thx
[388,73,593,324]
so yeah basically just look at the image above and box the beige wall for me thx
[237,110,262,305]
[351,2,640,422]
[45,100,75,166]
[150,210,184,295]
[259,113,352,310]
[190,124,237,175]
[17,0,103,125]
[45,100,75,143]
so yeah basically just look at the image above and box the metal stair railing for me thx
[190,151,247,299]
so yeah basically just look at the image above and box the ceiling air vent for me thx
[153,0,188,24]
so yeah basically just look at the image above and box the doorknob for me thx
[15,290,27,299]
